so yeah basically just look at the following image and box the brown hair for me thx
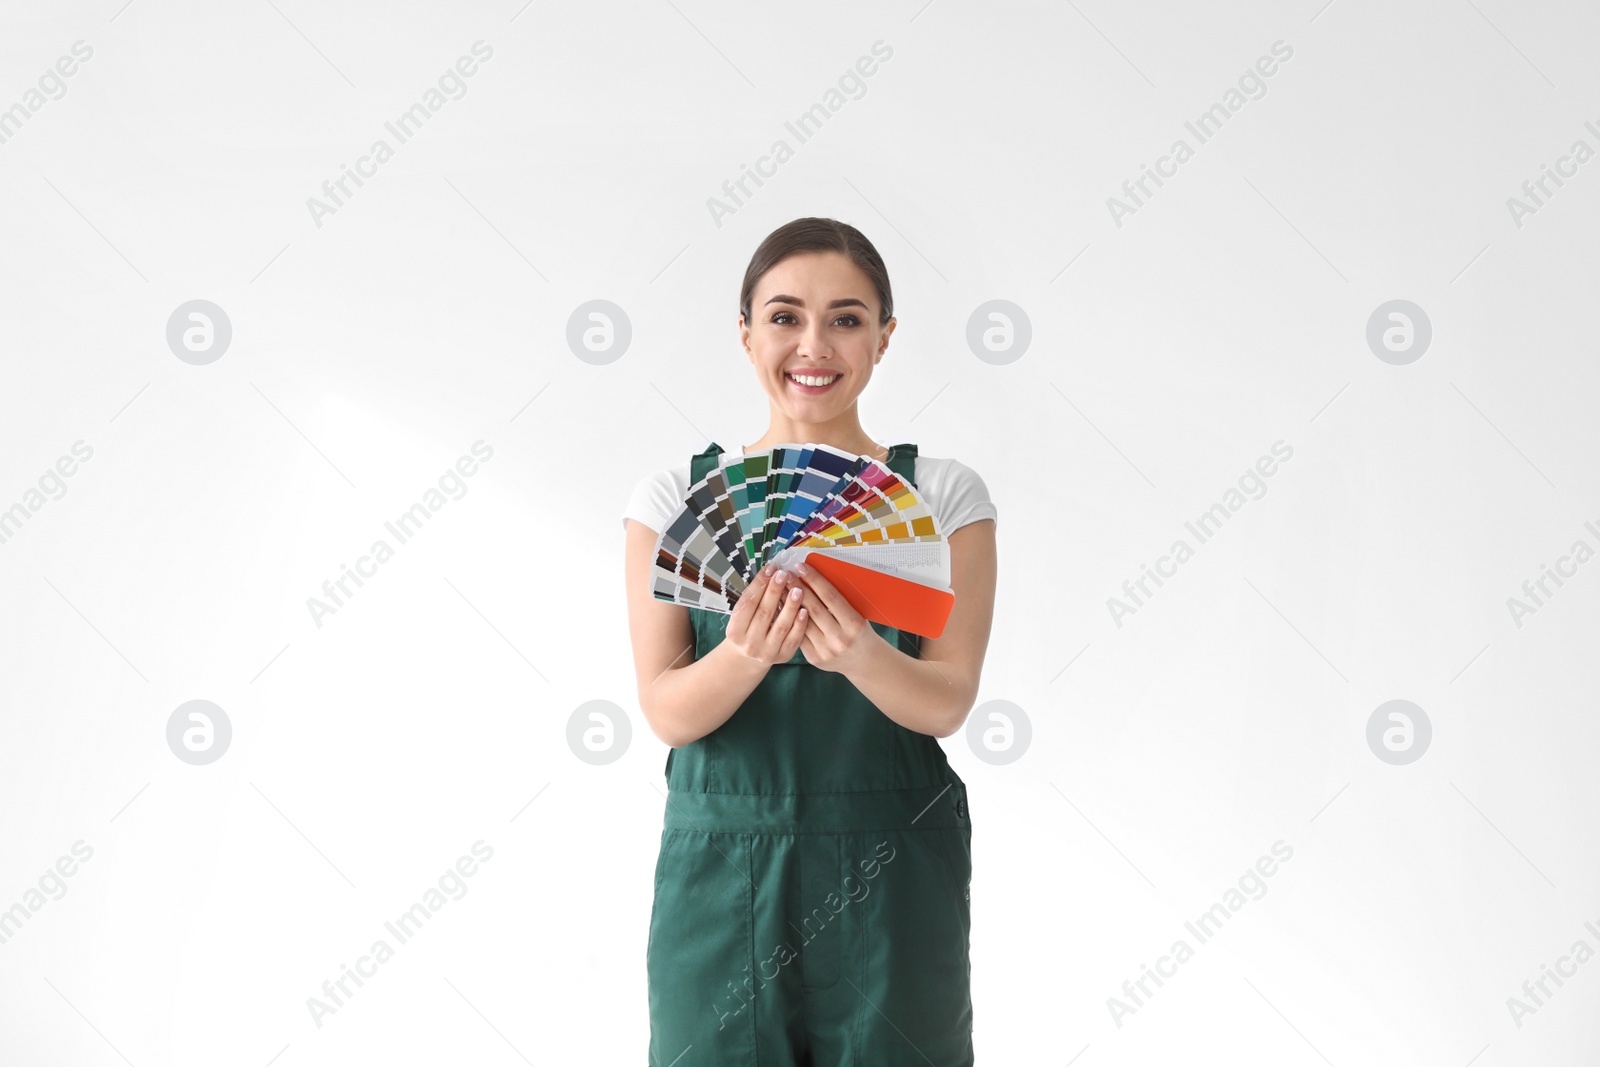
[739,217,894,328]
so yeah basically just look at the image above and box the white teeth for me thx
[787,372,839,387]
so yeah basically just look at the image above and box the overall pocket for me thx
[645,832,757,1063]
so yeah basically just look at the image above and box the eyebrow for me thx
[763,294,869,311]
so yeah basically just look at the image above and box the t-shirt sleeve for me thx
[937,458,998,533]
[621,467,682,534]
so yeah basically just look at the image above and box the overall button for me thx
[955,797,967,819]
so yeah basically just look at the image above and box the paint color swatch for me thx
[649,442,954,637]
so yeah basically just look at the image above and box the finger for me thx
[799,625,819,663]
[725,567,770,639]
[750,567,789,637]
[795,585,840,642]
[794,562,854,618]
[766,583,805,651]
[730,567,766,615]
[777,604,809,659]
[804,568,872,636]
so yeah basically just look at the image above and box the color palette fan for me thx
[648,443,956,639]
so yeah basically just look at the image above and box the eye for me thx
[769,310,861,326]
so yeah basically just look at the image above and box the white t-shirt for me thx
[620,449,998,537]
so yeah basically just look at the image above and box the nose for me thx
[795,318,835,360]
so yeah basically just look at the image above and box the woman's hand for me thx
[722,564,809,667]
[789,561,880,674]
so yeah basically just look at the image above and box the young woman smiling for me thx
[623,217,998,1066]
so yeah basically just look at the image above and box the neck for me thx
[743,406,886,458]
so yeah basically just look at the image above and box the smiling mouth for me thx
[785,371,841,393]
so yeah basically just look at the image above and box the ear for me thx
[739,314,754,361]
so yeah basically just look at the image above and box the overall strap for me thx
[690,441,724,483]
[884,442,918,486]
[882,442,921,658]
[696,442,913,483]
[668,441,726,784]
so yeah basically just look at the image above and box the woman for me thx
[622,217,998,1065]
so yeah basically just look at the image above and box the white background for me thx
[1,0,1597,1064]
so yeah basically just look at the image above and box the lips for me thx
[785,370,841,394]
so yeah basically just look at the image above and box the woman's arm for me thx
[792,518,997,738]
[624,518,810,748]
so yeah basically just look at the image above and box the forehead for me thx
[756,251,872,296]
[755,254,870,292]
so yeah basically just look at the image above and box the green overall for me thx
[647,441,974,1066]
